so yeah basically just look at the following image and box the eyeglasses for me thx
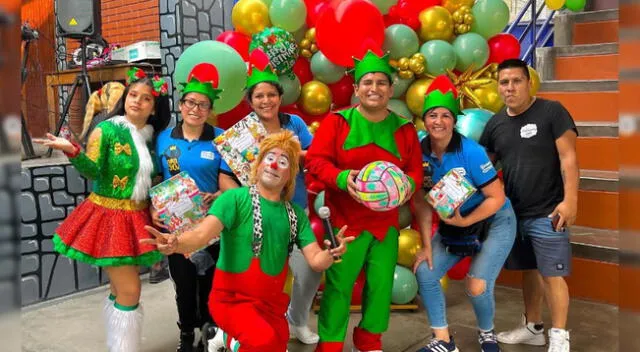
[182,99,211,111]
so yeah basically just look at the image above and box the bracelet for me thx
[63,142,82,158]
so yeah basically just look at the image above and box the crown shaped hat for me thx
[246,49,279,89]
[180,63,223,103]
[422,75,462,117]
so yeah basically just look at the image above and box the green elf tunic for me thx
[306,107,424,352]
[53,116,162,267]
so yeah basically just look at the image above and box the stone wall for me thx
[20,162,108,305]
[159,0,234,114]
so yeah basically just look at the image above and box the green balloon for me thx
[269,0,307,32]
[398,203,413,229]
[392,265,419,304]
[314,191,325,214]
[383,24,420,59]
[453,33,489,72]
[250,27,299,75]
[279,73,301,106]
[174,41,247,114]
[292,24,309,43]
[564,0,586,11]
[420,40,457,76]
[310,51,345,84]
[370,0,397,14]
[388,99,413,120]
[470,0,510,39]
[392,73,414,98]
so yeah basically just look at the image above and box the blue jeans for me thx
[416,205,516,331]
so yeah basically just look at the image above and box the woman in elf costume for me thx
[144,131,353,352]
[241,50,322,345]
[305,49,424,352]
[35,68,171,352]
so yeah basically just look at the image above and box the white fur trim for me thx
[111,116,154,202]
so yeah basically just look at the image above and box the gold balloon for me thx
[398,70,415,80]
[412,53,426,63]
[232,0,271,35]
[418,6,454,42]
[283,270,294,295]
[472,80,504,113]
[414,117,426,131]
[389,59,399,68]
[298,81,332,116]
[397,229,423,268]
[440,276,449,291]
[305,27,316,41]
[406,78,434,116]
[310,44,318,52]
[300,39,311,49]
[528,66,541,96]
[301,49,313,58]
[409,57,423,72]
[398,57,410,71]
[442,0,475,13]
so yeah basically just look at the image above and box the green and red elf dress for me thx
[53,115,162,267]
[207,186,317,352]
[305,50,424,352]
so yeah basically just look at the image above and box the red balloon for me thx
[215,100,251,129]
[216,31,251,61]
[487,33,521,65]
[389,0,441,31]
[305,0,331,27]
[447,256,471,280]
[310,216,326,244]
[328,75,355,109]
[292,57,314,85]
[316,0,385,67]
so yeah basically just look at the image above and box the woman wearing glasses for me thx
[153,63,237,352]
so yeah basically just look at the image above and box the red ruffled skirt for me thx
[53,193,162,267]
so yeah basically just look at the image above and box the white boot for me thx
[107,303,143,352]
[103,295,116,349]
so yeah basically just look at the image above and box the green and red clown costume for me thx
[306,50,424,352]
[205,67,313,352]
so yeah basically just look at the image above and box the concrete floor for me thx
[22,278,618,352]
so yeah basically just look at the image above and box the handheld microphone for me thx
[317,206,342,263]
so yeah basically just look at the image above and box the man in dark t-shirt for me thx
[479,59,578,352]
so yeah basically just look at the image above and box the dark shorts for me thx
[504,216,571,277]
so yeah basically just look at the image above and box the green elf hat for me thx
[349,45,396,83]
[179,63,223,103]
[246,49,279,90]
[422,75,462,118]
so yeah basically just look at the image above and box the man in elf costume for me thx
[144,131,352,352]
[305,49,424,352]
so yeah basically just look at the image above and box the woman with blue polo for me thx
[412,76,516,352]
[154,63,237,352]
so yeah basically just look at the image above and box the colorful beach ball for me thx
[355,161,410,212]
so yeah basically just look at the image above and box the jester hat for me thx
[179,63,223,104]
[246,49,279,90]
[422,75,462,118]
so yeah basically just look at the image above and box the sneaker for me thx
[416,336,459,352]
[497,314,545,346]
[149,260,170,284]
[479,330,500,352]
[289,323,319,344]
[176,330,195,352]
[547,328,570,352]
[207,328,225,352]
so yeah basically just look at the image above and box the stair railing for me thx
[505,0,557,68]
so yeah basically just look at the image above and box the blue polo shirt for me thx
[421,133,509,216]
[282,114,313,208]
[156,122,233,193]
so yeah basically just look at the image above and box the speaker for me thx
[56,0,101,38]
